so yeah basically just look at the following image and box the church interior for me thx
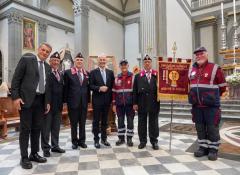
[0,0,240,175]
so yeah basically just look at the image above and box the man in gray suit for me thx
[11,43,52,169]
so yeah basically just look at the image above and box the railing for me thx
[191,0,224,9]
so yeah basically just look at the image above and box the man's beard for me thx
[197,59,206,66]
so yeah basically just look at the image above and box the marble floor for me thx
[0,118,239,175]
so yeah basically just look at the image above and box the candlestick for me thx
[221,3,224,25]
[233,0,236,23]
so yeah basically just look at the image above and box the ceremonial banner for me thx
[158,62,190,101]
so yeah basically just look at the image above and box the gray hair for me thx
[39,42,52,51]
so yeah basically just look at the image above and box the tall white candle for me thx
[233,0,236,23]
[221,3,224,25]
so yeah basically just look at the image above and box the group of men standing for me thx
[11,42,160,169]
[11,42,226,170]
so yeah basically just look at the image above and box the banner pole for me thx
[169,95,173,152]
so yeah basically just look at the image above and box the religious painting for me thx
[88,56,117,75]
[23,19,36,51]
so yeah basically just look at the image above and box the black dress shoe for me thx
[29,153,47,163]
[51,147,66,153]
[43,151,50,157]
[127,138,133,147]
[72,144,78,150]
[94,142,100,149]
[78,143,88,148]
[138,143,146,149]
[20,158,32,169]
[152,143,159,150]
[101,140,111,146]
[116,139,125,146]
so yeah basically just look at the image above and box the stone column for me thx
[140,0,157,59]
[7,9,23,82]
[73,0,89,58]
[38,20,47,45]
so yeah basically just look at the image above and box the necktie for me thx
[39,61,45,93]
[54,70,60,81]
[78,70,83,85]
[101,70,106,84]
[147,72,151,83]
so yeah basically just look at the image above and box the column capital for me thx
[7,10,23,24]
[73,0,89,17]
[38,21,47,32]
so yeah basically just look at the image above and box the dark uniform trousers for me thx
[116,105,135,140]
[41,110,61,151]
[68,101,87,145]
[19,94,45,158]
[138,99,159,145]
[192,107,221,151]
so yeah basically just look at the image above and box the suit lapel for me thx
[32,57,39,77]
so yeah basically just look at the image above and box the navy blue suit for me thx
[89,68,114,142]
[64,68,90,145]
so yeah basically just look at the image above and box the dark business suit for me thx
[133,71,160,145]
[41,70,63,152]
[11,53,51,159]
[64,68,90,145]
[89,67,114,142]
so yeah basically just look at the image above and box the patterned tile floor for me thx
[0,118,240,175]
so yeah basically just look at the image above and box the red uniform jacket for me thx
[188,61,227,107]
[112,72,134,106]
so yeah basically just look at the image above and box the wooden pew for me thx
[0,97,20,137]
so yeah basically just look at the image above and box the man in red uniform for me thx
[112,59,135,146]
[188,46,227,161]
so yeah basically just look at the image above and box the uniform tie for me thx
[54,70,60,82]
[77,70,83,85]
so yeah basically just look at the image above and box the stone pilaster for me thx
[7,9,23,82]
[38,20,47,45]
[73,0,89,58]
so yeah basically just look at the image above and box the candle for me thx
[233,0,236,23]
[221,3,224,25]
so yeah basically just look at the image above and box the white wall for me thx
[47,26,74,55]
[200,26,214,62]
[166,0,192,59]
[0,19,8,83]
[47,0,74,21]
[125,23,140,72]
[89,10,124,70]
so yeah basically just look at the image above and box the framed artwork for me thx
[88,56,117,75]
[23,19,36,51]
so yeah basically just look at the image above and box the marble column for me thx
[140,0,157,59]
[7,9,23,82]
[140,0,167,69]
[73,0,89,59]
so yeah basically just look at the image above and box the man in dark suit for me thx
[11,43,52,169]
[41,52,65,157]
[64,52,90,149]
[133,55,160,150]
[90,54,114,148]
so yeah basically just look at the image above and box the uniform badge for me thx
[190,71,196,79]
[204,73,208,77]
[117,80,121,85]
[128,80,130,84]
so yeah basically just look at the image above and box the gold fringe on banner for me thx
[158,93,188,101]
